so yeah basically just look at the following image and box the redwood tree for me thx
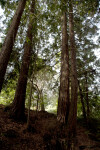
[57,0,69,124]
[10,0,35,120]
[0,0,27,93]
[67,0,78,137]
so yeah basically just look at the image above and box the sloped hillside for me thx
[0,104,100,150]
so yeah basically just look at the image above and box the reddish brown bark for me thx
[10,0,35,120]
[67,0,78,136]
[0,0,27,93]
[57,3,69,124]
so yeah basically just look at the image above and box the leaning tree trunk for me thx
[10,0,35,120]
[67,0,78,138]
[0,0,27,93]
[57,1,69,124]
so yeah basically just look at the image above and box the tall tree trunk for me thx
[57,1,69,124]
[78,80,87,123]
[85,72,90,120]
[10,0,35,120]
[67,0,78,137]
[0,0,27,93]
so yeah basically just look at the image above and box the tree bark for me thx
[10,0,35,120]
[78,80,87,123]
[0,0,27,93]
[57,1,69,124]
[67,0,78,137]
[40,90,45,111]
[85,72,90,120]
[27,78,33,128]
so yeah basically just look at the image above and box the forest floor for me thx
[0,104,100,150]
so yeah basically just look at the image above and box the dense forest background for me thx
[0,0,100,149]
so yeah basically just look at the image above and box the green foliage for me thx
[0,0,6,8]
[0,80,16,105]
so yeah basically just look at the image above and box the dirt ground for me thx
[0,104,100,150]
